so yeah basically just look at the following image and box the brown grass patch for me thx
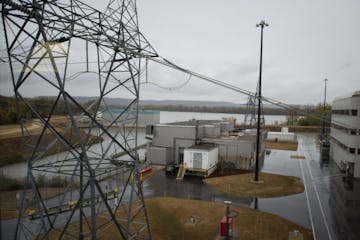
[0,116,68,139]
[146,197,313,240]
[204,172,304,198]
[46,197,313,240]
[265,140,298,151]
[0,122,41,139]
[0,188,64,220]
[291,155,306,159]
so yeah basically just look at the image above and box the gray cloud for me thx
[1,0,360,105]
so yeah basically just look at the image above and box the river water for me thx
[2,133,359,240]
[0,111,286,180]
[1,108,358,240]
[160,111,286,125]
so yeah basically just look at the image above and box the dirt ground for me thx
[203,172,304,198]
[0,116,68,139]
[265,140,298,151]
[0,122,41,139]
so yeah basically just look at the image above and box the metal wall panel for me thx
[147,146,171,165]
[153,125,196,147]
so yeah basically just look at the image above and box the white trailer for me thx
[267,131,295,141]
[183,144,218,177]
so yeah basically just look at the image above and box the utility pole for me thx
[321,78,328,139]
[254,20,269,182]
[1,1,156,238]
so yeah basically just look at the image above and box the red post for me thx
[220,216,233,237]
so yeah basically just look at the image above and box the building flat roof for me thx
[187,144,217,150]
[203,135,256,142]
[268,131,295,135]
[333,90,360,102]
[166,119,229,126]
[105,109,160,115]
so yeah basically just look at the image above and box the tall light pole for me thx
[254,20,269,182]
[321,78,328,138]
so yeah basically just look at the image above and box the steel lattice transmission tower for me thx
[1,0,157,239]
[243,80,264,126]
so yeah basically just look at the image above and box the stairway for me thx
[176,164,186,180]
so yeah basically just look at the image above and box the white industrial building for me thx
[330,90,360,178]
[205,134,262,170]
[267,127,296,142]
[102,109,160,127]
[183,144,219,177]
[146,119,265,177]
[76,109,160,127]
[146,120,233,164]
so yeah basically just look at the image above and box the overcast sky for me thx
[1,0,359,105]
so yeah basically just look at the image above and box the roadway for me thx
[2,133,359,239]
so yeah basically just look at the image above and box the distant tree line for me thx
[130,104,289,115]
[0,95,29,124]
[1,95,331,127]
[286,103,331,126]
[0,95,91,125]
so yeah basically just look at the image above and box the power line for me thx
[146,56,355,129]
[1,0,154,238]
[142,72,192,91]
[1,49,349,129]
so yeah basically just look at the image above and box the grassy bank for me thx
[0,175,24,191]
[265,139,298,151]
[0,120,102,167]
[0,188,65,220]
[237,124,329,133]
[264,125,329,133]
[0,131,102,167]
[204,172,304,198]
[0,174,75,191]
[0,174,76,219]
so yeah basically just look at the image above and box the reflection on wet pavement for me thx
[144,133,360,240]
[1,133,359,239]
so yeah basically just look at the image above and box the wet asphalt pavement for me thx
[143,133,360,240]
[1,133,359,239]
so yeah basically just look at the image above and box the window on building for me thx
[351,109,358,116]
[349,148,356,154]
[358,149,360,155]
[350,129,357,135]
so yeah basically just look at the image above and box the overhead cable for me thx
[146,55,356,129]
